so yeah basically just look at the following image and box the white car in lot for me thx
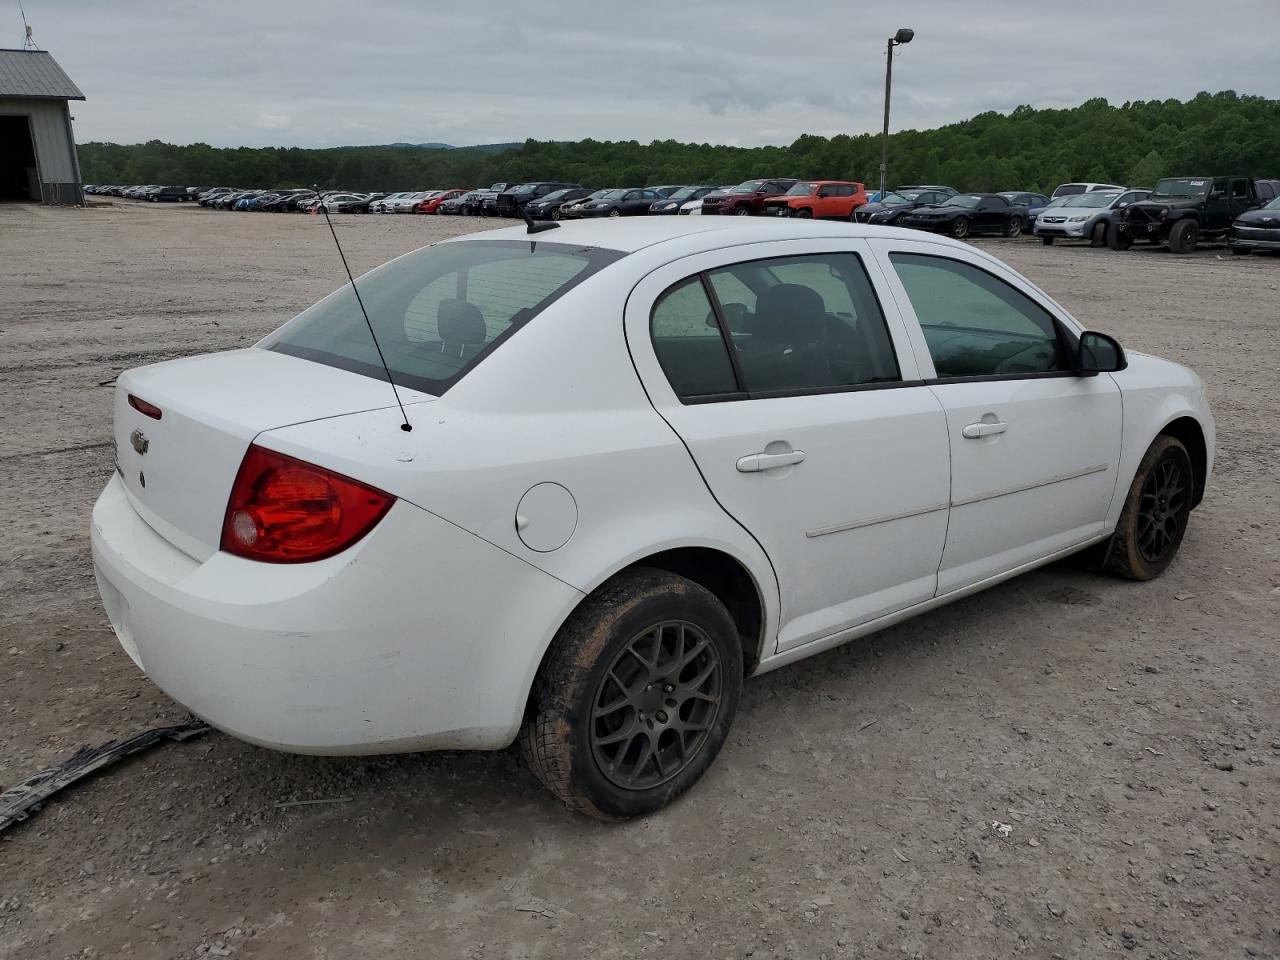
[92,218,1213,818]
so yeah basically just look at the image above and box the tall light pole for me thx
[878,27,914,199]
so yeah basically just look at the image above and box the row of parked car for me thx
[86,174,1280,255]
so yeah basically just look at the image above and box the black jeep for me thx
[1111,176,1263,253]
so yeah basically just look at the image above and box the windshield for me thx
[785,182,818,196]
[888,192,919,203]
[944,195,982,209]
[539,189,572,202]
[1152,178,1210,199]
[666,187,698,201]
[511,184,538,195]
[1063,192,1119,208]
[733,179,766,193]
[1265,196,1280,210]
[263,240,624,395]
[596,189,627,200]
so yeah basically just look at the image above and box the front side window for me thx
[264,240,623,395]
[1231,178,1251,199]
[889,253,1067,379]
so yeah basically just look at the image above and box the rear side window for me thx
[889,253,1067,379]
[653,253,901,400]
[264,240,623,395]
[1231,179,1251,199]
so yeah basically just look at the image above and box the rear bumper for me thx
[90,474,581,755]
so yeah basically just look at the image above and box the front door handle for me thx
[736,450,806,473]
[962,421,1007,439]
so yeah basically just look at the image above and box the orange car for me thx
[762,180,868,220]
[418,189,468,214]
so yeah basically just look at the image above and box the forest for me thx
[78,91,1280,194]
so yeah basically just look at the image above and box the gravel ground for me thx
[1,200,1277,960]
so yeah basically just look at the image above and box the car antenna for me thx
[519,205,560,234]
[314,186,412,432]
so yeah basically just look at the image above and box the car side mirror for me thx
[1077,331,1126,376]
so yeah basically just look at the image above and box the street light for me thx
[878,27,914,199]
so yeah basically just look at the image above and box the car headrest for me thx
[437,299,486,346]
[753,283,826,347]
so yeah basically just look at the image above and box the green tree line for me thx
[79,91,1279,195]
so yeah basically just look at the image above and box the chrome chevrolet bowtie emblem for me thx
[130,429,149,455]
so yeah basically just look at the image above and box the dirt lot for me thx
[1,200,1277,960]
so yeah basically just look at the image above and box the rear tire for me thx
[1168,219,1199,254]
[1003,217,1023,238]
[1100,436,1193,581]
[519,568,743,819]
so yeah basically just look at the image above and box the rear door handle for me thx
[962,421,1007,439]
[736,450,806,473]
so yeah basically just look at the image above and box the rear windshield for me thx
[262,240,624,395]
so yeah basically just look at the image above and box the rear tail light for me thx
[128,393,163,419]
[221,444,394,563]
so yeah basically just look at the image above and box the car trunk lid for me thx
[113,348,433,561]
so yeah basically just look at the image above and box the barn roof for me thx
[0,49,85,100]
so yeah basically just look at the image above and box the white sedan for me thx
[91,218,1213,818]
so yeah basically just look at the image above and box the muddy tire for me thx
[1101,435,1194,581]
[1168,218,1199,254]
[519,568,742,819]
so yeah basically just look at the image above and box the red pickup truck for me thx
[762,180,869,220]
[700,178,799,216]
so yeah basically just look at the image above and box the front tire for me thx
[520,568,743,819]
[1101,435,1194,581]
[1107,225,1133,250]
[949,217,970,239]
[608,208,622,218]
[1089,221,1108,247]
[734,205,752,216]
[1169,219,1199,254]
[795,208,813,219]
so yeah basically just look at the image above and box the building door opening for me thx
[0,115,39,200]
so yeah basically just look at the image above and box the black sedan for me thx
[650,186,718,215]
[900,193,1026,239]
[854,188,951,225]
[576,187,667,218]
[1229,195,1280,255]
[525,187,594,220]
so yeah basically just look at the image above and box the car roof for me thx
[446,216,963,255]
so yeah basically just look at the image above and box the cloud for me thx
[253,112,291,130]
[36,0,1280,149]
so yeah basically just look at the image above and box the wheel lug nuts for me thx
[663,684,674,693]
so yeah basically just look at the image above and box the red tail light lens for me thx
[128,394,163,419]
[220,445,394,563]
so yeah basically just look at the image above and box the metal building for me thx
[0,48,85,204]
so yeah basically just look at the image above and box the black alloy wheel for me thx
[589,621,723,790]
[520,568,743,819]
[1102,435,1194,580]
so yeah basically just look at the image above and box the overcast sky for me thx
[19,0,1280,149]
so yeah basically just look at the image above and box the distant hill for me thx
[385,141,523,154]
